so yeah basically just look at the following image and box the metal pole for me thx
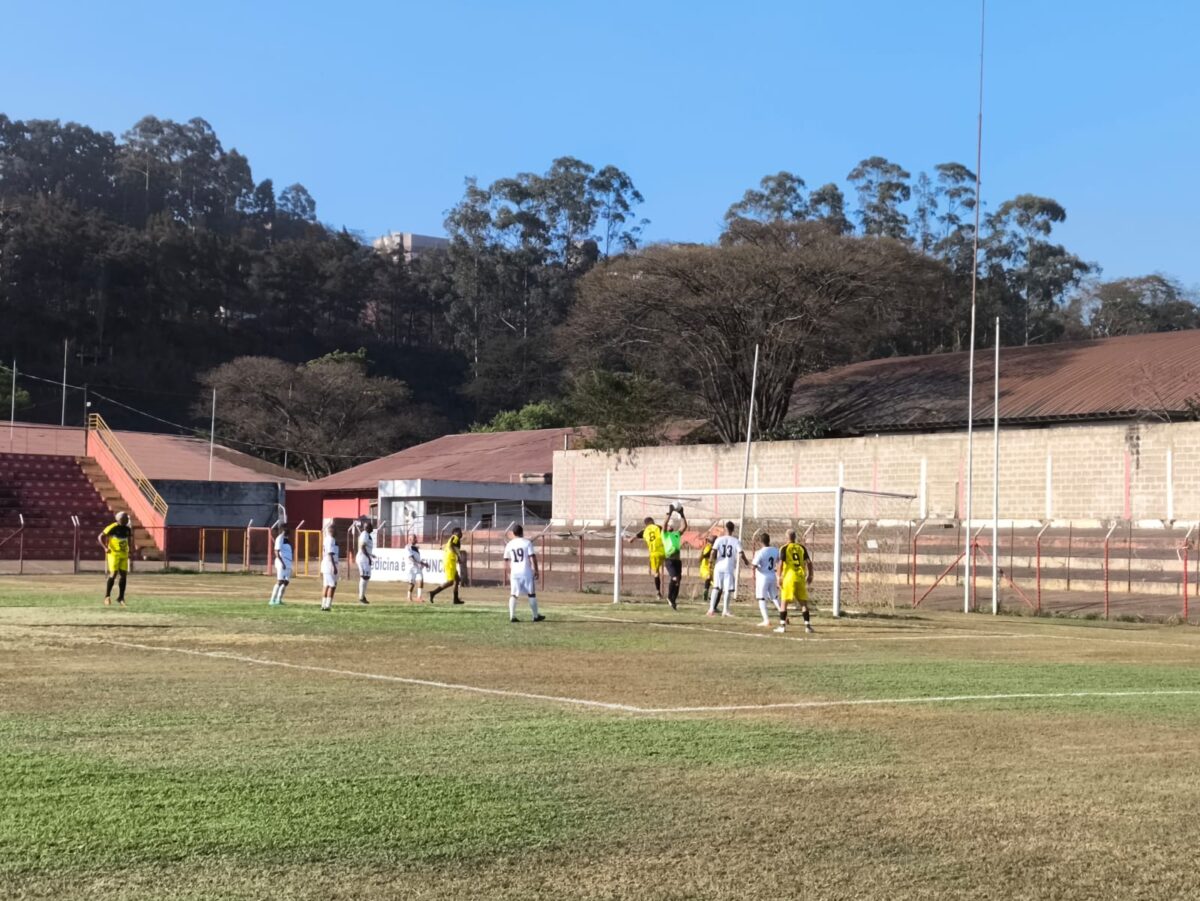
[208,388,216,480]
[964,0,986,615]
[737,344,760,538]
[612,493,623,604]
[8,359,15,450]
[832,487,845,617]
[737,343,760,599]
[992,316,1000,615]
[61,338,69,426]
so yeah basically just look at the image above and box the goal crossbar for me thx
[613,486,917,616]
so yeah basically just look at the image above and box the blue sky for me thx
[5,0,1198,286]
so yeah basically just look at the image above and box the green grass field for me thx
[3,573,1200,900]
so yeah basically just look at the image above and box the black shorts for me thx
[664,557,682,581]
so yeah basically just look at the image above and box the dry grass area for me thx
[2,573,1200,900]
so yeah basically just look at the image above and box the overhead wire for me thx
[13,368,384,461]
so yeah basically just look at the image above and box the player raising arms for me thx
[355,520,375,605]
[752,533,781,627]
[660,504,688,610]
[427,527,464,604]
[98,511,132,607]
[707,521,750,617]
[629,516,666,599]
[503,524,544,623]
[269,526,292,606]
[776,528,815,633]
[405,535,424,603]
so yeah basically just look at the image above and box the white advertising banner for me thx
[369,547,446,583]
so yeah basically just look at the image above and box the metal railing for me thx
[86,413,169,519]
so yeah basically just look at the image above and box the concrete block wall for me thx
[552,421,1200,526]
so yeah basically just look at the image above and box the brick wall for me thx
[553,420,1200,526]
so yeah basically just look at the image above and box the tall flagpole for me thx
[964,0,986,614]
[208,388,217,480]
[992,317,1000,615]
[737,344,760,599]
[8,359,15,451]
[60,338,69,427]
[738,343,760,535]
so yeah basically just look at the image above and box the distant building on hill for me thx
[372,232,449,261]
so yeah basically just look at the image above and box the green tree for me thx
[471,400,571,433]
[847,156,911,238]
[0,364,32,416]
[724,171,808,224]
[984,194,1094,345]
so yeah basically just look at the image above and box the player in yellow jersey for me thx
[698,534,714,603]
[629,516,666,599]
[427,527,465,604]
[776,528,815,633]
[97,512,133,606]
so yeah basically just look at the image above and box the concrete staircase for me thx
[76,457,162,560]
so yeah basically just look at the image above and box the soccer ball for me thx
[671,502,684,515]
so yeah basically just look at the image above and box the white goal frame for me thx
[613,486,915,617]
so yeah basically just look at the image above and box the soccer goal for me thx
[614,486,916,616]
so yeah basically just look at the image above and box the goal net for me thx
[614,487,915,615]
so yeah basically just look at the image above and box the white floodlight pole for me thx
[208,388,217,480]
[60,338,69,427]
[8,359,15,450]
[832,487,845,617]
[964,0,986,614]
[992,317,1000,615]
[612,492,624,604]
[736,344,760,597]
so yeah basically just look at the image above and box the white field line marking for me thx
[570,612,1200,652]
[87,637,643,714]
[650,689,1200,714]
[24,630,1199,716]
[569,612,1033,645]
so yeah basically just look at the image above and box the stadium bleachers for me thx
[0,453,118,561]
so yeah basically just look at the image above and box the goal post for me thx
[613,486,916,616]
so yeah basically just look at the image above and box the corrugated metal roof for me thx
[2,422,305,484]
[305,427,586,492]
[789,330,1200,433]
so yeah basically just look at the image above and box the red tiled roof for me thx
[789,330,1200,433]
[305,427,586,492]
[1,422,304,484]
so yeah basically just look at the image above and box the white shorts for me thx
[713,569,736,593]
[408,569,424,585]
[510,572,535,596]
[755,574,778,601]
[274,562,293,582]
[356,554,372,578]
[322,569,338,588]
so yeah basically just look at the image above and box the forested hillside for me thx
[2,114,1195,469]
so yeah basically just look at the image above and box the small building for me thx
[371,231,450,261]
[291,427,585,542]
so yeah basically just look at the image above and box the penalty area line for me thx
[37,631,1200,717]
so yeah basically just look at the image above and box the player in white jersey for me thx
[751,533,781,626]
[269,526,293,606]
[707,520,751,617]
[320,520,339,611]
[355,521,375,605]
[406,537,424,602]
[503,524,544,623]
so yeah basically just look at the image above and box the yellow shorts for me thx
[106,554,130,574]
[444,559,459,582]
[781,573,808,603]
[648,552,665,573]
[700,563,712,581]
